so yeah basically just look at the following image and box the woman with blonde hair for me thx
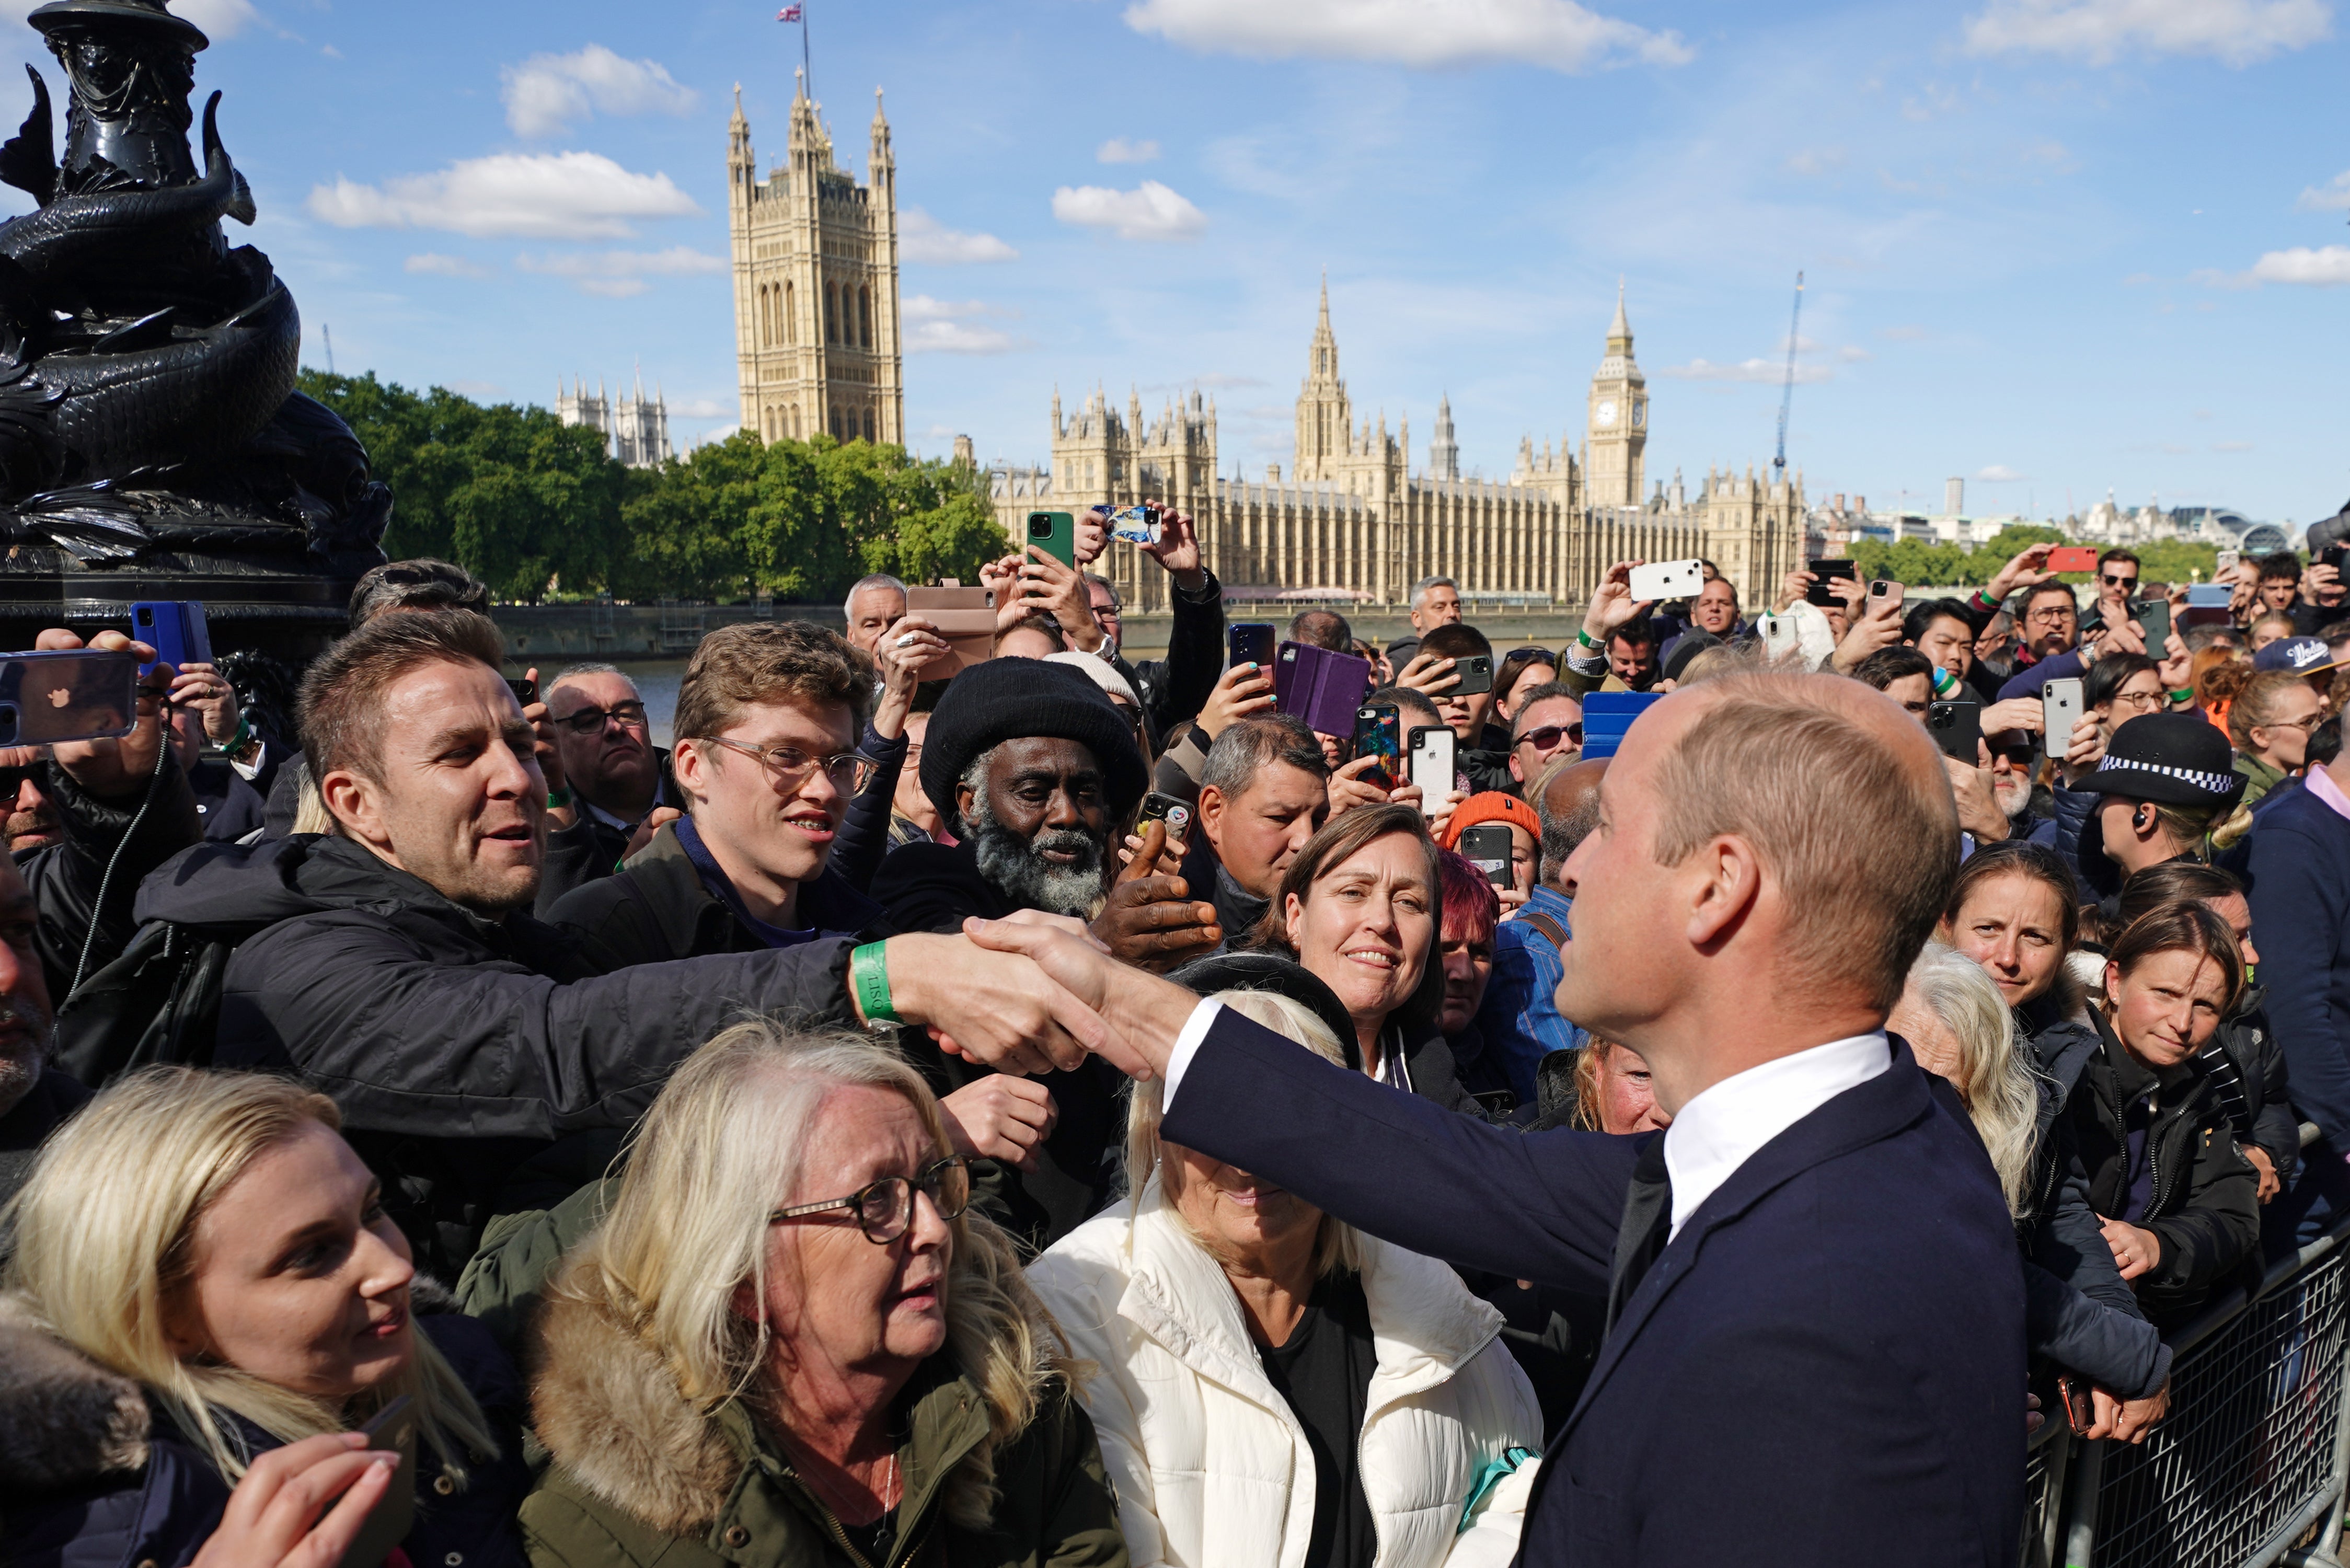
[0,1067,526,1564]
[1028,985,1541,1568]
[521,1020,1123,1568]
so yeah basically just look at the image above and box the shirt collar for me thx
[1661,1032,1891,1238]
[2307,763,2350,825]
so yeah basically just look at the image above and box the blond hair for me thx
[1124,988,1366,1282]
[1,1068,496,1483]
[544,1020,1069,1530]
[1903,944,2041,1219]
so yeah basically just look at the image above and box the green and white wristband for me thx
[850,941,898,1026]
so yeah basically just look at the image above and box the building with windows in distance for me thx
[727,73,902,447]
[987,279,1804,614]
[556,374,672,468]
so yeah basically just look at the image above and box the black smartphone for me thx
[2132,598,2170,650]
[1449,654,1494,696]
[506,676,538,707]
[1806,560,1856,607]
[1459,823,1514,889]
[333,1394,417,1568]
[1927,700,1984,763]
[1229,622,1276,670]
[2323,545,2349,573]
[1352,703,1401,788]
[1136,790,1192,843]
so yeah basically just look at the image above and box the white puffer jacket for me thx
[1027,1175,1542,1568]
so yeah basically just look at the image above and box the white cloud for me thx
[1838,345,1872,362]
[404,252,491,279]
[1879,325,1930,341]
[501,44,698,139]
[2244,245,2350,284]
[904,295,1028,353]
[1052,180,1207,241]
[1097,137,1161,164]
[307,152,700,240]
[450,379,505,399]
[515,246,725,296]
[1961,0,2331,66]
[1655,358,1832,384]
[2298,171,2350,211]
[177,0,262,39]
[1122,0,1691,72]
[900,208,1019,263]
[672,397,732,419]
[1978,465,2030,481]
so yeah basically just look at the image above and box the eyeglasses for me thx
[696,734,861,789]
[2025,607,2076,625]
[1516,722,1583,751]
[2102,574,2138,589]
[551,701,649,735]
[2262,712,2321,732]
[0,763,37,798]
[770,1156,971,1244]
[2110,689,2165,712]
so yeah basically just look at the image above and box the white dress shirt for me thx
[1660,1031,1890,1237]
[1164,1001,1893,1242]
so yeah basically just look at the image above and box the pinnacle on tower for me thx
[1607,277,1632,352]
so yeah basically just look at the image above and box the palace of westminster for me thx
[712,78,1805,615]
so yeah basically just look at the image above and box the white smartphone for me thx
[2216,549,2240,575]
[2043,678,2083,753]
[1407,724,1457,815]
[1629,559,1705,602]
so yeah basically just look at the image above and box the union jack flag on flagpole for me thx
[778,3,812,93]
[776,5,800,19]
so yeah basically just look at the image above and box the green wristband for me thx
[2169,687,2195,705]
[850,941,898,1024]
[1575,628,1602,650]
[545,786,573,809]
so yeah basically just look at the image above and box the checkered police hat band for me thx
[2095,753,2235,796]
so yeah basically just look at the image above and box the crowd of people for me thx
[1,502,2346,1567]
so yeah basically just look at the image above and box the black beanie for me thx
[919,658,1150,835]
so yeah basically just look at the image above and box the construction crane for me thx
[1772,271,1804,480]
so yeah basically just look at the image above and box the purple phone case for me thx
[1276,642,1374,736]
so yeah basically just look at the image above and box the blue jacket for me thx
[3,1306,531,1568]
[1160,1007,2025,1567]
[1474,883,1586,1103]
[2241,781,2350,1150]
[1995,648,2087,704]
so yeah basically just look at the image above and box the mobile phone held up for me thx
[1136,791,1192,843]
[334,1393,419,1568]
[1927,699,1984,763]
[1805,560,1856,607]
[1459,823,1513,890]
[1228,622,1277,671]
[1628,559,1704,603]
[1353,704,1401,788]
[2042,679,2083,754]
[2133,598,2170,651]
[0,649,139,747]
[1407,725,1455,813]
[1108,503,1161,546]
[131,600,211,678]
[1447,654,1494,697]
[506,676,539,708]
[2047,546,2099,574]
[1026,511,1076,567]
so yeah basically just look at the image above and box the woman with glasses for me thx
[1027,986,1540,1568]
[522,1020,1124,1568]
[2225,669,2325,808]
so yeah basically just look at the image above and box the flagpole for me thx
[800,6,812,101]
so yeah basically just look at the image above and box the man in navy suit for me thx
[961,668,2026,1566]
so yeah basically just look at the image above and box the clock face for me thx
[1595,399,1619,428]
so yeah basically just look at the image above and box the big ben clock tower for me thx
[1585,280,1648,508]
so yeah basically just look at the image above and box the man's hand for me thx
[1195,661,1275,741]
[1581,560,1656,647]
[1327,753,1392,817]
[1017,545,1104,652]
[872,615,949,741]
[519,665,565,799]
[1073,505,1108,567]
[1830,581,1904,675]
[1776,570,1815,614]
[2158,628,2194,699]
[2308,561,2341,603]
[39,628,171,797]
[2098,615,2148,660]
[1978,697,2044,737]
[1092,837,1221,973]
[1395,651,1460,698]
[2089,1381,2170,1444]
[2244,1142,2280,1203]
[2060,713,2106,788]
[962,914,1207,1079]
[939,1075,1059,1170]
[623,805,683,860]
[190,1432,398,1568]
[168,660,242,746]
[1946,749,2010,843]
[2100,1215,2163,1279]
[1138,503,1205,589]
[1986,541,2059,603]
[882,931,1131,1077]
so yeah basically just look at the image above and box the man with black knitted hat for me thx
[2076,713,2245,896]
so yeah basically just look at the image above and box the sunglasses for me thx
[1517,722,1583,751]
[0,763,37,798]
[2102,573,2138,588]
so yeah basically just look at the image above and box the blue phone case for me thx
[130,601,213,677]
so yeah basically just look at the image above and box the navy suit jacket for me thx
[1160,1008,2025,1568]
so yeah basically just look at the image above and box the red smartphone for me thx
[2048,546,2099,573]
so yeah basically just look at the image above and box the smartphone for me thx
[2323,545,2349,573]
[1407,725,1456,812]
[1448,653,1494,696]
[1459,823,1514,889]
[505,676,538,708]
[1628,559,1704,603]
[130,601,212,678]
[2133,598,2171,650]
[1136,790,1192,843]
[1353,704,1401,788]
[1869,579,1901,603]
[2185,583,2232,608]
[333,1394,418,1568]
[2042,678,2083,754]
[1107,503,1161,546]
[1025,510,1076,567]
[1927,699,1984,763]
[2047,546,2099,573]
[1229,622,1277,671]
[2216,549,2241,574]
[0,649,139,747]
[2057,1374,2094,1438]
[1278,642,1374,736]
[1805,560,1856,607]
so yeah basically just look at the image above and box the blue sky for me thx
[17,0,2344,526]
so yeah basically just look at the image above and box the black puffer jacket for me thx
[2199,985,2301,1189]
[17,754,201,1004]
[139,834,857,1273]
[2069,1009,2262,1325]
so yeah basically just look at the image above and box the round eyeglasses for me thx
[697,734,861,789]
[770,1156,971,1244]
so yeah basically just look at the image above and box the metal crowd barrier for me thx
[2024,1209,2350,1568]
